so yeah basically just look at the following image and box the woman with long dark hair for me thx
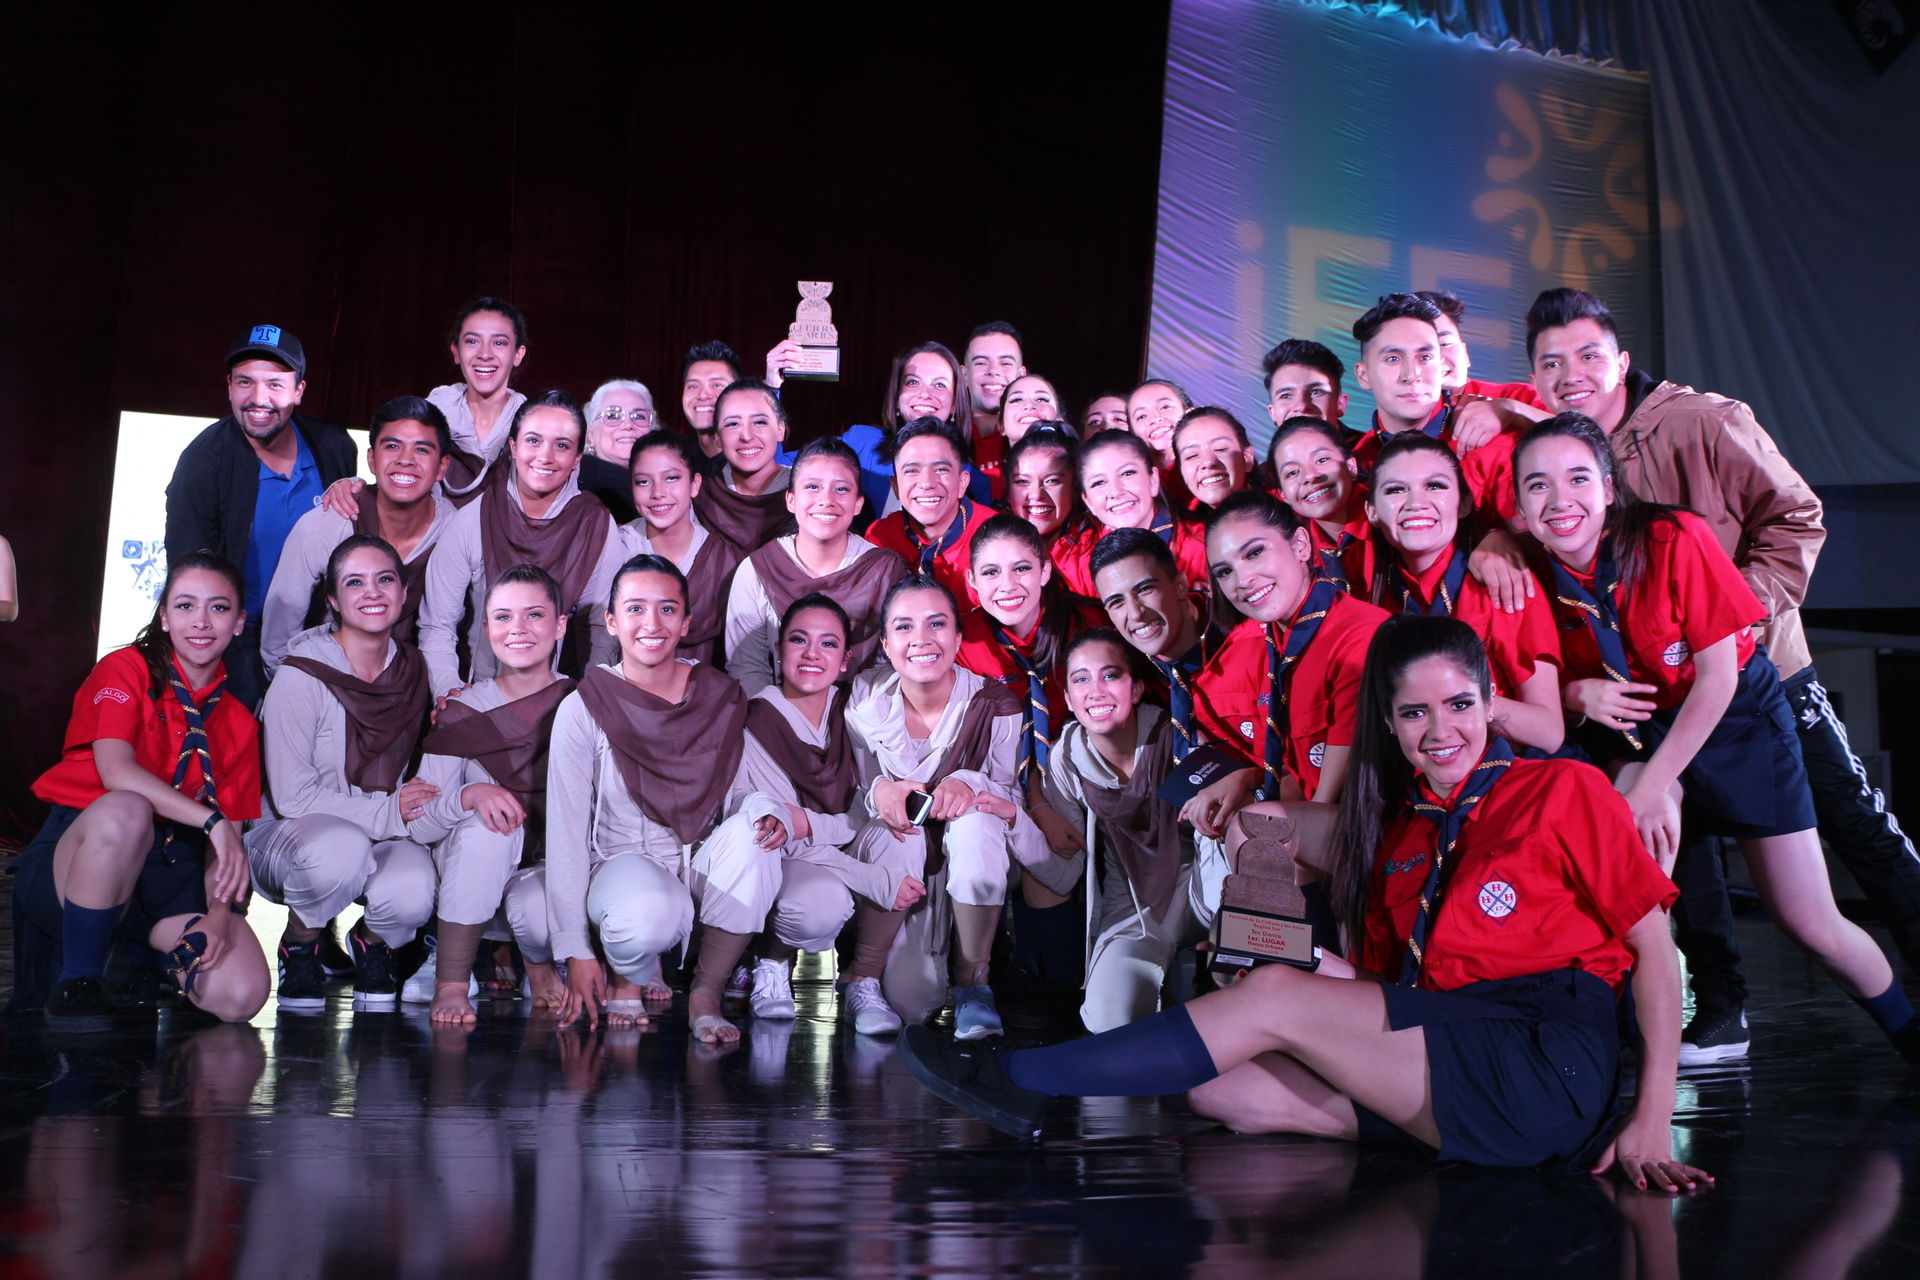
[12,551,268,1029]
[1516,412,1918,1057]
[246,534,436,1011]
[900,617,1706,1190]
[1364,432,1564,754]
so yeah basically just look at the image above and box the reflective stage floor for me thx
[4,914,1920,1278]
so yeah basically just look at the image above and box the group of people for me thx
[13,285,1920,1184]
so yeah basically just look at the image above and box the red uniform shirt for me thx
[1386,547,1560,700]
[1458,427,1521,530]
[33,646,263,819]
[1046,523,1103,600]
[1187,618,1271,768]
[1350,406,1451,476]
[1459,378,1543,407]
[956,599,1106,736]
[1542,512,1762,711]
[867,500,999,607]
[1360,757,1678,992]
[1165,517,1212,596]
[1257,591,1388,798]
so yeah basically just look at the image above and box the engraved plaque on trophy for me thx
[784,280,841,382]
[1208,812,1319,975]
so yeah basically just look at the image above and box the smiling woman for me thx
[9,551,269,1030]
[417,391,626,697]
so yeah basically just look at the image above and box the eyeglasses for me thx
[596,406,655,425]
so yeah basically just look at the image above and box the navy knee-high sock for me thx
[57,902,121,982]
[1003,1003,1219,1096]
[1853,978,1918,1037]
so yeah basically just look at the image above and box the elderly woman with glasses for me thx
[578,379,660,524]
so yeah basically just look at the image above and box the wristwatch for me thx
[202,810,226,835]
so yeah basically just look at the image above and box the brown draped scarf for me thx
[282,641,431,793]
[744,689,858,815]
[352,500,433,644]
[1077,711,1184,919]
[420,677,576,822]
[479,482,612,612]
[696,481,796,553]
[920,679,1023,876]
[680,534,748,666]
[747,542,909,677]
[442,449,506,508]
[575,663,749,845]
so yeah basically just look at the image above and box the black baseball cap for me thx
[227,324,307,381]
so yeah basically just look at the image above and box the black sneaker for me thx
[350,930,399,1010]
[1892,1018,1920,1068]
[897,1024,1048,1140]
[44,976,114,1033]
[278,939,328,1012]
[318,922,354,980]
[1678,1006,1750,1066]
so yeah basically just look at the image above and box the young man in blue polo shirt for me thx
[164,325,356,709]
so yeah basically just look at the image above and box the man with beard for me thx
[165,324,356,708]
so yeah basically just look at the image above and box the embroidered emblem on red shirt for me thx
[1661,641,1691,667]
[93,687,132,705]
[1477,879,1518,920]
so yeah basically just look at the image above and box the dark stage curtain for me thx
[0,4,1171,841]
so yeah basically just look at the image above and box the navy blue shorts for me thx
[1352,968,1622,1170]
[13,803,210,951]
[1575,647,1817,840]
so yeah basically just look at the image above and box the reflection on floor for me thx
[3,919,1919,1278]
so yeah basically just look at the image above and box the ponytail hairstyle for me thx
[608,552,689,613]
[1365,432,1473,607]
[969,511,1047,562]
[1512,411,1683,598]
[132,550,246,698]
[322,534,403,629]
[1323,616,1492,952]
[779,590,852,640]
[1004,426,1094,538]
[881,570,960,623]
[486,562,564,614]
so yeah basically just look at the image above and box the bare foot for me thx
[524,961,566,1010]
[430,982,477,1024]
[689,990,740,1044]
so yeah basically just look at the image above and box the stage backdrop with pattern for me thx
[1147,0,1666,453]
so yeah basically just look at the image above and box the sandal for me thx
[164,916,209,998]
[691,1013,739,1044]
[605,998,650,1028]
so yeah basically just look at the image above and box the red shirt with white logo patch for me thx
[1541,511,1762,712]
[1359,757,1677,992]
[868,501,999,608]
[33,645,263,817]
[1260,591,1389,798]
[1390,547,1560,700]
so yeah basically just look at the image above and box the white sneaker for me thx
[400,951,479,1005]
[843,976,902,1035]
[749,957,797,1020]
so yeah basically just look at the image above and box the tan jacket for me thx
[1612,375,1824,677]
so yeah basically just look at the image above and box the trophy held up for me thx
[783,281,840,382]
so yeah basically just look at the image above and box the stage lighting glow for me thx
[99,412,373,658]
